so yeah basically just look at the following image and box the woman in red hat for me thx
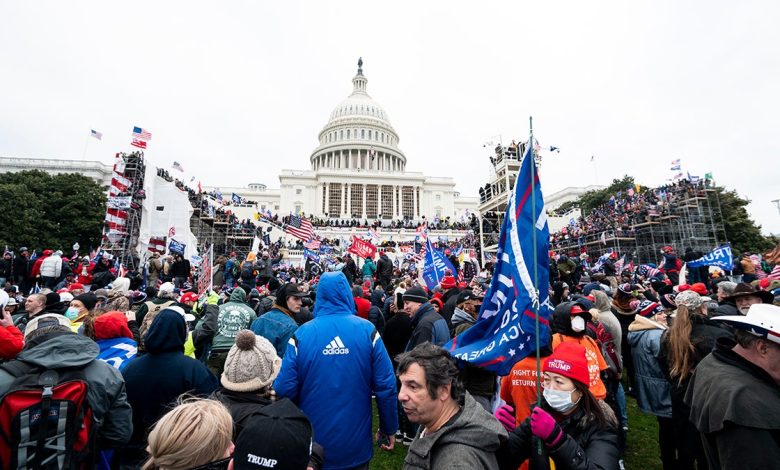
[498,342,620,470]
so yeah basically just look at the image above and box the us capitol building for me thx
[220,58,478,222]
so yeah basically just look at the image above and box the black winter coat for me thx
[498,403,620,470]
[0,258,12,279]
[212,388,274,438]
[441,287,461,327]
[376,255,393,280]
[658,313,731,421]
[171,258,191,278]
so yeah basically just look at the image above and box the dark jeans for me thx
[657,416,677,470]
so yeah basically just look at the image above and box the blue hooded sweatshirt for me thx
[274,272,398,470]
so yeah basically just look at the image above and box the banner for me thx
[107,196,132,210]
[303,249,320,263]
[347,235,376,259]
[197,246,212,295]
[420,238,456,290]
[168,239,186,255]
[686,245,733,271]
[445,142,552,375]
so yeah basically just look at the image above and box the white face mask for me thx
[543,388,580,413]
[571,315,585,332]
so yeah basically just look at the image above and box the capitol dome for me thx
[310,58,407,173]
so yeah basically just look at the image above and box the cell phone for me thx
[377,433,390,448]
[396,293,404,310]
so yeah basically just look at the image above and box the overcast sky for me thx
[2,1,778,234]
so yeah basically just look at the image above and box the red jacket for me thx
[0,326,24,360]
[354,297,370,320]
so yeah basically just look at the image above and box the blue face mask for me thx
[65,307,80,321]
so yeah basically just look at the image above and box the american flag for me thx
[90,129,103,140]
[768,264,780,281]
[304,238,321,250]
[284,215,314,241]
[172,161,184,172]
[132,126,152,141]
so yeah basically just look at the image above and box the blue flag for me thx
[686,245,733,271]
[303,249,320,263]
[445,143,552,375]
[420,238,456,290]
[168,239,185,255]
[231,193,241,204]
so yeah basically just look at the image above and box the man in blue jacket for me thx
[274,272,398,470]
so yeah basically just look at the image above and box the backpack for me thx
[240,262,255,281]
[0,361,96,469]
[138,299,175,351]
[586,322,622,380]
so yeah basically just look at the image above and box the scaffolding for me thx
[102,151,146,270]
[477,142,527,265]
[188,193,257,258]
[551,184,728,265]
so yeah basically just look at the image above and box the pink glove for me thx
[494,404,516,432]
[530,407,563,446]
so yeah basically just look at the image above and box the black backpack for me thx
[0,361,97,469]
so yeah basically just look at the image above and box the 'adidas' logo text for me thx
[322,336,350,355]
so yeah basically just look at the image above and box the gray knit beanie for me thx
[221,330,281,392]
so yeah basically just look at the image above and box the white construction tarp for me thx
[137,164,199,260]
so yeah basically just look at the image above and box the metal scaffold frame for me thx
[188,193,258,259]
[102,151,146,270]
[552,184,727,265]
[478,142,527,265]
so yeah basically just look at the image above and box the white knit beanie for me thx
[221,330,281,392]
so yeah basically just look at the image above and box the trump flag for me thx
[446,142,552,375]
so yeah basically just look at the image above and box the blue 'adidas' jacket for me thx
[274,272,398,470]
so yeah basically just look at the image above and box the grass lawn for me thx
[369,396,661,469]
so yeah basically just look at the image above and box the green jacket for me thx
[213,288,256,350]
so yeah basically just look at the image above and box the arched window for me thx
[347,129,351,139]
[361,129,365,139]
[340,130,343,140]
[368,130,372,140]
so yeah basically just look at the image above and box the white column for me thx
[324,182,330,216]
[346,184,351,217]
[393,185,398,219]
[377,185,382,218]
[399,186,404,218]
[413,186,418,219]
[362,184,367,219]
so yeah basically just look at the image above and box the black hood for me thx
[144,309,186,354]
[551,301,591,337]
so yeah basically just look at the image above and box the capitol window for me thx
[340,130,343,140]
[361,129,365,139]
[368,130,372,139]
[347,130,350,139]
[296,189,302,195]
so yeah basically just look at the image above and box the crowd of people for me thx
[0,235,778,469]
[549,179,712,250]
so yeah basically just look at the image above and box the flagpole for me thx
[82,132,90,160]
[529,117,544,457]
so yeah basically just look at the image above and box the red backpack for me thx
[0,361,96,469]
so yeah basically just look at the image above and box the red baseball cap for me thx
[543,342,590,386]
[69,283,85,291]
[180,292,199,303]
